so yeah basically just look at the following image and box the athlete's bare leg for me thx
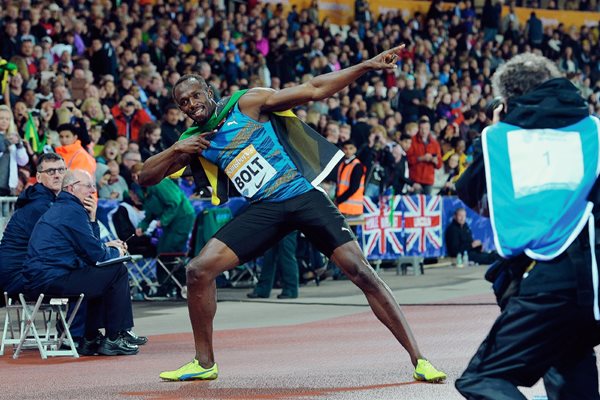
[187,237,423,368]
[331,240,422,365]
[185,238,239,368]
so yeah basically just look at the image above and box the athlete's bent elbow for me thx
[138,169,159,187]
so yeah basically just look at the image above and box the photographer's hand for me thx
[492,104,504,125]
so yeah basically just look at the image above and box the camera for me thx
[485,97,506,121]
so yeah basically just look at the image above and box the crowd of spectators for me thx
[0,0,599,204]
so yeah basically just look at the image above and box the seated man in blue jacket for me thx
[24,169,141,356]
[0,153,65,296]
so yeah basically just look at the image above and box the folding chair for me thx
[1,292,84,359]
[228,260,259,288]
[99,221,160,298]
[127,255,160,298]
[153,252,189,299]
[0,292,23,356]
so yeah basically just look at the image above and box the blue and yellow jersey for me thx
[202,104,313,202]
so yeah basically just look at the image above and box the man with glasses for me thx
[0,153,66,296]
[23,169,143,356]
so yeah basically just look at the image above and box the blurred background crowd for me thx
[0,0,598,200]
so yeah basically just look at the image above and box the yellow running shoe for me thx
[413,359,447,383]
[159,359,219,381]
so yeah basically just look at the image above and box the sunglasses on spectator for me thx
[125,101,136,107]
[39,167,66,175]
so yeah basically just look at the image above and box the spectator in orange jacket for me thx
[111,95,153,143]
[55,123,97,176]
[406,117,442,195]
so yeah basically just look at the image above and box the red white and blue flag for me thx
[361,196,404,258]
[403,195,443,256]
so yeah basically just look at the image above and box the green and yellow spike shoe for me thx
[159,359,219,381]
[413,359,447,383]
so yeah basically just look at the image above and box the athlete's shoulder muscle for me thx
[238,88,275,122]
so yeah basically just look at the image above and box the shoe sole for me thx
[160,373,218,381]
[126,339,148,346]
[413,373,446,383]
[97,348,139,356]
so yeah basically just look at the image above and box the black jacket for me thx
[0,184,56,293]
[456,78,589,209]
[456,78,594,297]
[445,220,474,257]
[24,191,120,294]
[387,155,413,195]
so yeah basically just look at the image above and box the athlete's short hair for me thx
[172,74,210,103]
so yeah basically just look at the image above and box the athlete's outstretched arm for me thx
[241,45,403,114]
[138,134,210,186]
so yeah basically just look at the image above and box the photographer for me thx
[358,125,395,197]
[110,95,152,142]
[386,134,422,195]
[455,53,600,399]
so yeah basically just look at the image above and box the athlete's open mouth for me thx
[193,105,206,119]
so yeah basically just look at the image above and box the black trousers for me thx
[467,250,501,265]
[44,263,134,337]
[455,290,600,400]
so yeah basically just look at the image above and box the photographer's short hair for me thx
[492,53,562,101]
[37,153,64,172]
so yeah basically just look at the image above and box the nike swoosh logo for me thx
[255,174,266,189]
[341,227,351,233]
[226,121,238,126]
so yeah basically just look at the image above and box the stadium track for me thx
[0,266,560,399]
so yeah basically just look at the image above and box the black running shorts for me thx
[213,189,355,263]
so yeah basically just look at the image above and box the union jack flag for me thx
[403,195,443,256]
[361,196,404,258]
